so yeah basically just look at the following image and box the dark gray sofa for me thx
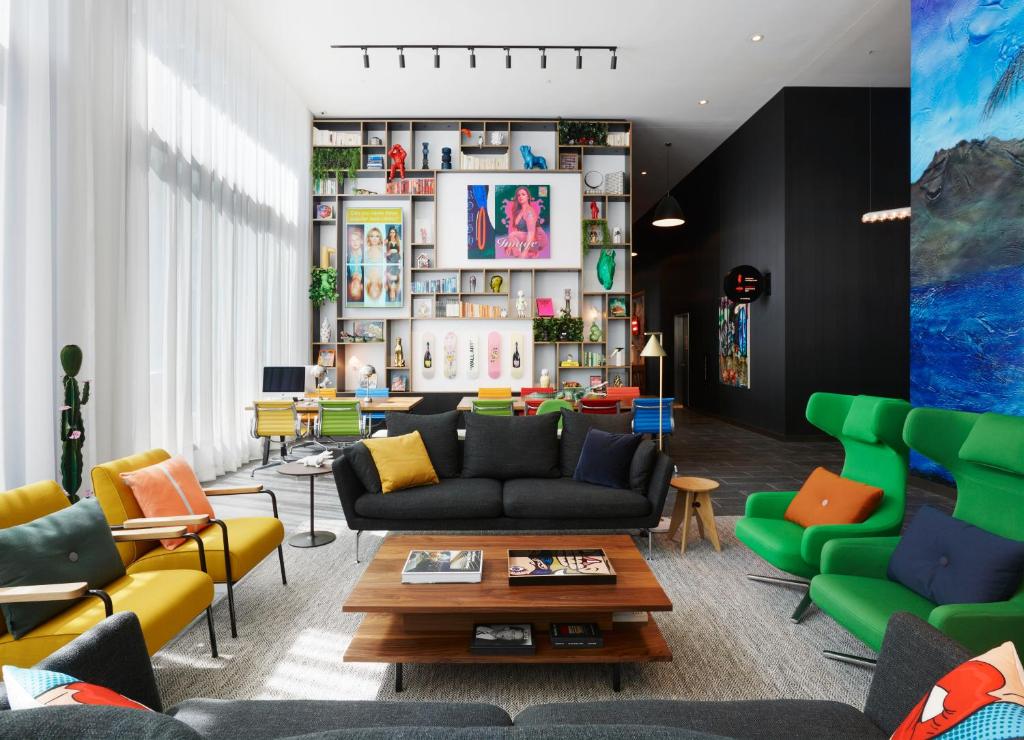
[332,410,674,560]
[0,612,970,739]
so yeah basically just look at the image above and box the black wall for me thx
[635,87,909,435]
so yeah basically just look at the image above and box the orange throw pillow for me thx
[119,456,214,550]
[783,467,883,528]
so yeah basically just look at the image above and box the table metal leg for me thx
[611,663,622,692]
[395,663,403,692]
[288,475,336,548]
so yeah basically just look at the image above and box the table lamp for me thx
[641,332,667,450]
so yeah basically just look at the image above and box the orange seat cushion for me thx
[119,457,214,550]
[783,467,883,528]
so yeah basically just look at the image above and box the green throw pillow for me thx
[0,499,125,638]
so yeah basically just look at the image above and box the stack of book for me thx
[459,302,505,319]
[470,623,535,655]
[366,154,385,169]
[550,622,603,648]
[385,178,435,195]
[460,153,510,170]
[401,550,483,584]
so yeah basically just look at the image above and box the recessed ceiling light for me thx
[631,251,638,257]
[641,171,647,176]
[750,33,764,42]
[698,99,708,105]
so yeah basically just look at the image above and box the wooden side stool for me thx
[666,476,721,555]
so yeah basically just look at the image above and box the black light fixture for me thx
[469,47,476,68]
[652,142,685,228]
[362,47,369,68]
[610,49,617,69]
[332,45,618,70]
[433,47,440,68]
[398,47,405,68]
[540,48,547,68]
[505,47,511,68]
[576,48,582,69]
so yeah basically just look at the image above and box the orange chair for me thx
[605,386,640,409]
[580,397,621,415]
[478,387,512,399]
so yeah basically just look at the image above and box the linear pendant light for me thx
[861,88,910,224]
[652,142,685,228]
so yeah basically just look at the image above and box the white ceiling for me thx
[224,0,909,216]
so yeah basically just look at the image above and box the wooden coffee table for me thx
[343,534,673,692]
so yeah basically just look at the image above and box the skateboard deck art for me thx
[487,331,501,379]
[467,334,480,379]
[444,332,457,379]
[510,332,524,379]
[421,332,436,379]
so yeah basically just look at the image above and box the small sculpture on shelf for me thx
[539,368,551,388]
[387,143,407,181]
[515,290,528,318]
[563,287,572,316]
[612,374,624,388]
[416,253,432,268]
[590,201,600,220]
[589,318,603,342]
[359,364,378,390]
[441,147,452,170]
[320,318,332,343]
[610,347,624,366]
[490,274,503,293]
[421,142,429,169]
[393,337,405,368]
[469,274,478,292]
[613,226,623,244]
[520,145,548,170]
[477,134,484,147]
[500,307,508,318]
[597,248,616,290]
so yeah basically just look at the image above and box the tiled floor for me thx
[660,409,955,518]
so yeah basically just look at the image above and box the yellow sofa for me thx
[0,480,215,668]
[91,449,286,638]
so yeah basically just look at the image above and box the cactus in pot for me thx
[59,345,90,503]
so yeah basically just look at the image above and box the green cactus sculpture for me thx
[59,345,90,503]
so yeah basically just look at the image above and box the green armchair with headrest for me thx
[810,408,1024,657]
[735,393,911,622]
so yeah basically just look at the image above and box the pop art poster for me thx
[718,296,750,389]
[345,207,403,307]
[466,184,550,259]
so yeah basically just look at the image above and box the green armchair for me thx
[735,393,911,622]
[810,408,1024,657]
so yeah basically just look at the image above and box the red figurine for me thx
[388,144,407,181]
[590,201,600,220]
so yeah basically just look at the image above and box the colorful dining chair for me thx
[316,399,363,447]
[632,398,675,436]
[478,387,512,399]
[580,397,621,415]
[471,398,514,416]
[250,401,300,477]
[355,387,389,436]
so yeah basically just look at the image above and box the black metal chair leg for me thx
[210,519,237,638]
[791,590,813,623]
[225,580,238,638]
[277,544,288,585]
[206,607,219,658]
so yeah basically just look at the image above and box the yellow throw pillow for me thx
[362,431,439,494]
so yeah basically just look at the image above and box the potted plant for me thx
[309,266,339,307]
[311,147,360,190]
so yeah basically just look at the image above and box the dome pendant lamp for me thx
[652,142,685,227]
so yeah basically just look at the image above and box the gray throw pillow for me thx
[463,413,560,479]
[0,499,125,638]
[385,410,460,478]
[629,439,659,495]
[559,410,633,477]
[344,442,383,494]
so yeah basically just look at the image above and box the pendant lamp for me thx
[652,142,685,228]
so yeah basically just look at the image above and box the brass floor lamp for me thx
[641,332,667,450]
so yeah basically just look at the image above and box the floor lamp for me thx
[641,332,667,450]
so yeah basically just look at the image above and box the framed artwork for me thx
[467,183,551,259]
[345,207,403,308]
[718,296,750,388]
[536,298,554,317]
[558,152,580,170]
[317,348,336,368]
[608,296,627,317]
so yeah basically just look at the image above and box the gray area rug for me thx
[152,471,875,715]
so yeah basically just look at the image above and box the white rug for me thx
[152,505,875,716]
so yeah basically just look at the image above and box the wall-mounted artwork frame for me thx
[718,296,750,389]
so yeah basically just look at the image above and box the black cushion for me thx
[385,411,461,478]
[354,478,502,520]
[574,429,642,489]
[502,478,651,519]
[289,727,724,739]
[463,414,560,480]
[629,440,658,495]
[0,705,200,739]
[559,411,632,477]
[514,700,886,740]
[0,499,126,638]
[344,443,382,494]
[168,699,511,738]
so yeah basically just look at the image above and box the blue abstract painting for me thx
[911,0,1024,478]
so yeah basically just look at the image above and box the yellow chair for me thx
[251,400,301,476]
[0,480,216,667]
[478,387,512,399]
[91,449,286,639]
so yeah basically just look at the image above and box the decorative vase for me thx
[320,318,332,343]
[393,337,405,367]
[539,368,551,388]
[589,320,603,342]
[597,248,616,290]
[490,275,503,293]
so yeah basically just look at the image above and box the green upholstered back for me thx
[471,398,514,416]
[904,408,1024,540]
[319,399,361,437]
[805,393,912,529]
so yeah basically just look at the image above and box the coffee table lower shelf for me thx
[344,613,672,692]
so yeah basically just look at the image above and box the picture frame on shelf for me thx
[558,152,580,170]
[316,203,334,220]
[608,296,627,317]
[536,298,554,317]
[317,348,336,368]
[390,373,408,392]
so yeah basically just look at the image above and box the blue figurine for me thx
[421,142,429,169]
[520,145,548,170]
[441,147,452,170]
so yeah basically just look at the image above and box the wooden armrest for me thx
[123,514,209,529]
[111,526,186,541]
[0,582,89,603]
[203,484,264,496]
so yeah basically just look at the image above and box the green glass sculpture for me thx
[597,248,615,290]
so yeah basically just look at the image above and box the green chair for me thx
[471,398,514,416]
[316,399,363,447]
[536,398,575,430]
[811,408,1024,659]
[735,393,911,623]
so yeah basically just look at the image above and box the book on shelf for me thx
[401,550,483,584]
[313,128,360,147]
[385,178,435,195]
[460,153,510,170]
[460,302,505,319]
[470,623,535,655]
[549,622,603,648]
[313,178,338,195]
[366,154,385,169]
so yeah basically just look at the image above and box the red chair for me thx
[605,386,640,409]
[520,386,555,415]
[579,397,621,415]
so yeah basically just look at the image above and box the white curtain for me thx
[0,0,310,488]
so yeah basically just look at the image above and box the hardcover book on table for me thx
[550,622,604,648]
[401,550,483,584]
[470,623,535,655]
[506,549,616,586]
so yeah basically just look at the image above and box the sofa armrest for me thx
[818,536,901,579]
[645,452,673,518]
[0,582,88,604]
[744,490,797,519]
[929,596,1024,655]
[203,484,264,495]
[801,509,903,569]
[122,514,209,529]
[111,526,186,542]
[864,612,972,735]
[332,452,368,526]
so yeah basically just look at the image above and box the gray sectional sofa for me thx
[331,410,675,560]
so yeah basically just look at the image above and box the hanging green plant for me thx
[558,120,609,145]
[309,266,339,307]
[311,147,360,182]
[581,218,611,253]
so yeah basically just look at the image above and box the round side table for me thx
[666,476,721,555]
[277,463,335,548]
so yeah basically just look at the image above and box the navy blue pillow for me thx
[888,506,1024,605]
[573,428,643,490]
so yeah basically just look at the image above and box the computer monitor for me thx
[262,366,307,396]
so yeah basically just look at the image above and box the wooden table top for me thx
[343,534,673,615]
[670,476,720,493]
[276,463,333,477]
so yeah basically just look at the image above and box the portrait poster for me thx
[345,207,403,307]
[467,184,551,259]
[718,296,750,388]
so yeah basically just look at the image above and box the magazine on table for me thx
[401,549,483,583]
[470,623,535,655]
[506,548,616,586]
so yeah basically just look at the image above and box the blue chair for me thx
[355,387,389,436]
[632,397,675,437]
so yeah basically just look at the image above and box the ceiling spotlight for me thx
[469,47,476,68]
[750,33,764,42]
[433,47,440,68]
[698,99,708,105]
[610,49,617,69]
[631,251,638,257]
[398,48,405,68]
[505,48,511,69]
[540,48,547,69]
[641,171,647,175]
[576,48,583,69]
[362,47,369,68]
